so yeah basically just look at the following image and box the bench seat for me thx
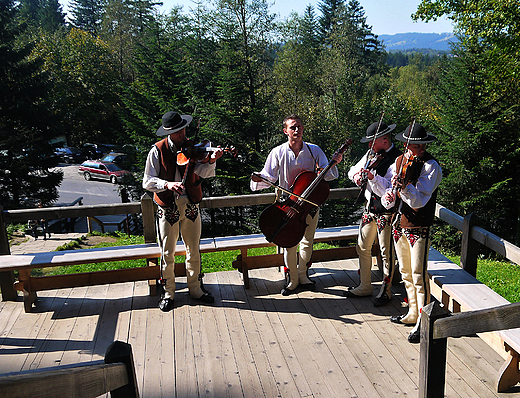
[225,225,380,288]
[1,226,369,312]
[427,248,520,392]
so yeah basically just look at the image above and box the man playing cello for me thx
[251,114,343,296]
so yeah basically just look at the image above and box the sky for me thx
[154,0,454,35]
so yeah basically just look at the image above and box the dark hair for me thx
[283,114,302,129]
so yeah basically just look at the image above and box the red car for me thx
[78,160,130,184]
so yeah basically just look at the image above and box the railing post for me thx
[419,301,450,398]
[0,206,17,301]
[104,341,139,398]
[461,212,479,277]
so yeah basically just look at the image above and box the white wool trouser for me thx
[157,196,204,300]
[352,212,395,296]
[284,210,320,290]
[393,225,431,325]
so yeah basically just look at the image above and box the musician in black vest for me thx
[345,121,401,307]
[143,111,223,312]
[380,123,442,343]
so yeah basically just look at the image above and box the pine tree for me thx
[69,0,105,35]
[0,0,62,209]
[317,0,345,43]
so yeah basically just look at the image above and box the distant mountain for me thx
[378,32,457,51]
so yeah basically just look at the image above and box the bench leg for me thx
[146,258,159,296]
[18,269,36,313]
[496,344,520,392]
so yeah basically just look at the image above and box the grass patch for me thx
[445,254,520,303]
[41,234,340,276]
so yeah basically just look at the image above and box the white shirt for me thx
[348,145,397,202]
[250,141,338,191]
[142,136,216,194]
[373,155,442,210]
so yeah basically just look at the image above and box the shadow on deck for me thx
[0,258,517,398]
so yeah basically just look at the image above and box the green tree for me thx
[39,0,66,32]
[34,28,122,146]
[0,0,62,209]
[415,0,520,245]
[18,0,65,32]
[317,0,345,42]
[69,0,106,35]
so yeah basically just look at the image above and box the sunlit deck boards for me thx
[0,258,516,398]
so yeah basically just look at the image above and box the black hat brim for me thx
[360,124,397,143]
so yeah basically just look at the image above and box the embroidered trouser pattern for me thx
[157,196,203,299]
[393,224,431,325]
[283,210,320,289]
[353,212,395,296]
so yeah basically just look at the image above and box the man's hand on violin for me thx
[165,181,185,195]
[209,147,224,163]
[391,175,404,190]
[353,169,374,186]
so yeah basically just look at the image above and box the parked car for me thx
[78,160,130,184]
[81,143,111,159]
[54,147,87,164]
[100,152,128,165]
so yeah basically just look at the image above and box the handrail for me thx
[419,301,520,397]
[0,341,139,398]
[435,203,520,267]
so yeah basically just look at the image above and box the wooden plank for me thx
[225,270,283,397]
[321,260,412,397]
[127,280,152,396]
[214,234,275,251]
[141,283,175,398]
[0,244,162,270]
[0,361,128,398]
[252,268,314,397]
[173,276,198,398]
[27,266,160,292]
[60,284,110,366]
[31,285,88,370]
[217,271,265,398]
[237,270,301,397]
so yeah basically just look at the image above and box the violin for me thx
[177,139,238,204]
[394,154,419,191]
[259,139,352,248]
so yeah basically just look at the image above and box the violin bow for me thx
[364,110,385,169]
[252,173,320,207]
[396,117,416,178]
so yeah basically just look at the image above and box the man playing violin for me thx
[376,123,442,343]
[143,111,223,312]
[345,120,402,307]
[250,114,343,296]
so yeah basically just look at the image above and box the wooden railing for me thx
[419,301,520,397]
[0,188,361,301]
[0,340,139,398]
[435,204,520,272]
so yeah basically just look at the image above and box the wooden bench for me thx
[226,225,381,288]
[0,238,220,313]
[427,248,520,392]
[0,225,375,311]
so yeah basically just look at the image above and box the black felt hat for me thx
[156,111,193,136]
[360,121,396,143]
[395,123,437,144]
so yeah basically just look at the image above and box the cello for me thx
[258,139,352,248]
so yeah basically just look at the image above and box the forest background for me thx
[1,0,519,255]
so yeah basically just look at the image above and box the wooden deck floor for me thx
[0,258,518,398]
